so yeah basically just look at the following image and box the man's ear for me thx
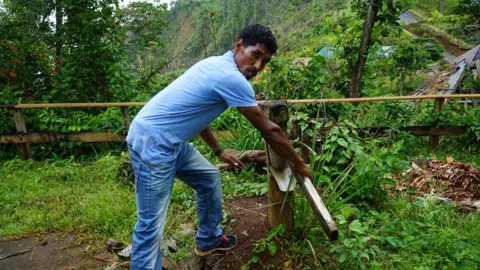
[234,38,244,53]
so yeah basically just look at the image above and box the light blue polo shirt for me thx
[126,51,257,164]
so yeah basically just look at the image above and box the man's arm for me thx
[199,126,221,153]
[199,126,246,169]
[237,106,311,177]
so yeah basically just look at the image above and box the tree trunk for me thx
[201,26,208,58]
[55,0,63,59]
[400,70,404,96]
[349,0,377,98]
[210,17,217,52]
[222,0,227,21]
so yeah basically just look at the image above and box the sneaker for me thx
[194,235,238,256]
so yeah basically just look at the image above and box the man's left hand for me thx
[218,149,246,170]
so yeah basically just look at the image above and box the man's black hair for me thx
[238,24,278,55]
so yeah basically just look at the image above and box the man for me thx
[126,24,311,270]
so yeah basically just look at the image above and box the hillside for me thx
[163,0,339,69]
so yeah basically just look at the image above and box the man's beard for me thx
[246,68,257,80]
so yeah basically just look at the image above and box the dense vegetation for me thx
[1,0,479,269]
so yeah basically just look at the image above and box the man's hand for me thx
[218,149,246,170]
[293,162,313,180]
[238,106,312,179]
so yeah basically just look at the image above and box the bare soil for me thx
[0,196,289,270]
[0,233,114,270]
[218,195,285,270]
[407,23,466,56]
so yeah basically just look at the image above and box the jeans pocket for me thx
[133,162,141,193]
[149,160,176,192]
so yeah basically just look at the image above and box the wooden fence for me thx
[1,94,480,160]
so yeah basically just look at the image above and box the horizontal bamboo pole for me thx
[283,94,480,104]
[5,102,147,109]
[2,94,480,109]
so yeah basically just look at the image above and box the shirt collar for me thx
[224,50,234,62]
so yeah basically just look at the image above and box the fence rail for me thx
[1,94,480,109]
[2,94,480,160]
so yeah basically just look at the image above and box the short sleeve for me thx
[214,73,257,107]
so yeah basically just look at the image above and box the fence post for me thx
[429,98,445,150]
[259,100,294,232]
[120,107,130,130]
[12,108,32,160]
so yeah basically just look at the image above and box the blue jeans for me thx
[128,142,223,270]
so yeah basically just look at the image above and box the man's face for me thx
[233,39,272,80]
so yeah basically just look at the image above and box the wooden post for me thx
[120,107,130,130]
[12,108,32,160]
[259,101,294,231]
[429,98,445,150]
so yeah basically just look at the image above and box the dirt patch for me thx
[0,197,288,270]
[407,23,466,56]
[218,196,285,270]
[0,233,114,270]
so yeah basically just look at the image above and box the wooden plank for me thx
[295,173,338,241]
[12,108,32,160]
[360,126,467,137]
[0,125,468,145]
[429,98,445,150]
[0,132,126,143]
[120,107,131,130]
[0,130,241,144]
[196,130,239,141]
[259,101,294,232]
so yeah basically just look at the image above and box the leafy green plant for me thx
[211,108,263,151]
[330,206,377,269]
[291,117,408,234]
[242,224,285,270]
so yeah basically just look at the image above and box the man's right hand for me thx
[293,162,312,180]
[237,106,313,180]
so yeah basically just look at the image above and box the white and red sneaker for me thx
[194,235,238,256]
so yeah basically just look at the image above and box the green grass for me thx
[1,133,479,269]
[0,154,137,242]
[279,196,480,269]
[401,135,480,167]
[0,149,267,240]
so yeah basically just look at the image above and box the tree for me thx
[348,0,413,98]
[349,0,378,98]
[455,0,480,23]
[392,38,441,95]
[120,1,168,88]
[0,0,133,103]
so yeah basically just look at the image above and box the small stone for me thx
[178,223,195,236]
[181,253,204,270]
[103,261,130,270]
[163,256,179,269]
[107,238,125,253]
[117,244,132,260]
[161,238,177,254]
